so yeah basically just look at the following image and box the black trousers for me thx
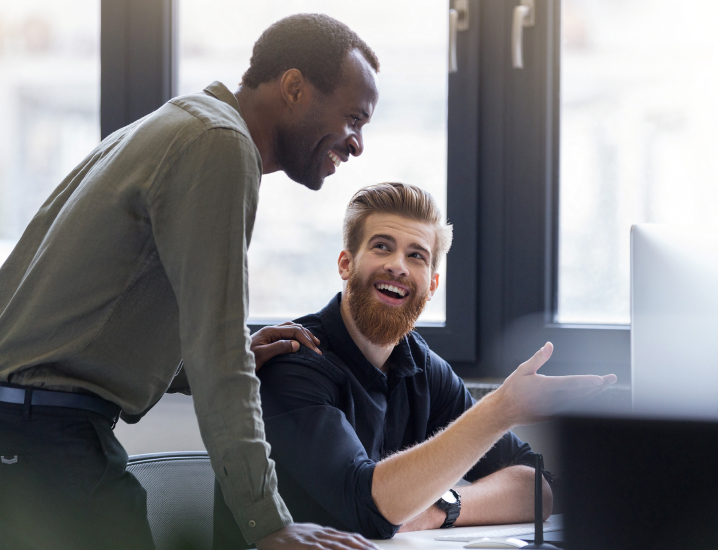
[0,402,155,550]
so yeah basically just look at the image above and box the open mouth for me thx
[374,282,408,301]
[327,150,343,168]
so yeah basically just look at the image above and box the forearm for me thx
[455,465,553,526]
[398,466,552,532]
[372,391,513,525]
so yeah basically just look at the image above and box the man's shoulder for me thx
[260,313,346,386]
[167,83,252,142]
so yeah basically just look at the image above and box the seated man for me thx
[214,182,616,543]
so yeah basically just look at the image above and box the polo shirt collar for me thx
[318,293,422,390]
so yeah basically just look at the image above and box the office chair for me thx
[127,451,214,550]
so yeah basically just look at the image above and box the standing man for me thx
[0,14,379,550]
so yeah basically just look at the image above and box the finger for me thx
[553,384,608,402]
[545,374,606,391]
[312,539,374,550]
[517,342,553,375]
[602,374,618,384]
[291,323,321,346]
[253,340,300,370]
[287,328,322,355]
[274,322,321,346]
[313,530,379,550]
[262,326,322,354]
[310,526,378,545]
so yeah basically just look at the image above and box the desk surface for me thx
[373,515,563,549]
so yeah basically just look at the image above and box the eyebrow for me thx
[368,234,432,257]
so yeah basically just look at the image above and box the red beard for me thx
[345,270,429,347]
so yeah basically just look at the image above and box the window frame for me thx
[455,0,630,382]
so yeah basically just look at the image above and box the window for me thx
[178,0,449,323]
[558,0,718,324]
[0,0,100,264]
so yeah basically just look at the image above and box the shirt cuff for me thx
[358,463,401,539]
[234,492,293,545]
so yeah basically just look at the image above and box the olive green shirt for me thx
[0,82,292,543]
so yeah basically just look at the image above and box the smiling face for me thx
[276,49,379,190]
[339,213,440,346]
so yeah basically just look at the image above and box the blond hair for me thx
[342,182,453,273]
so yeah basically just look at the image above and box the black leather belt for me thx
[0,384,121,423]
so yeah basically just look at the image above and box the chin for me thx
[300,178,325,191]
[285,169,325,191]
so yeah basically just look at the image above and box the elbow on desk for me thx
[542,477,553,521]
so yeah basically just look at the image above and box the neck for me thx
[234,85,281,174]
[340,293,394,373]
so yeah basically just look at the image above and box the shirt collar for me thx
[203,81,242,117]
[318,293,423,389]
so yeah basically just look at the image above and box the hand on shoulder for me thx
[251,322,322,370]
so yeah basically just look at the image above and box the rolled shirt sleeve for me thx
[149,127,291,543]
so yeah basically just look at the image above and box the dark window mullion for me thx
[101,0,176,139]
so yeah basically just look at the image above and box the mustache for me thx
[367,272,417,293]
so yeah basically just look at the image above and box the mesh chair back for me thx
[127,452,214,550]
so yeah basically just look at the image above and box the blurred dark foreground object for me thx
[0,400,155,550]
[559,415,718,550]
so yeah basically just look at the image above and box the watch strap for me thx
[436,488,461,528]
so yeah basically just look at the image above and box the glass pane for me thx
[558,0,718,324]
[0,0,100,264]
[178,1,448,323]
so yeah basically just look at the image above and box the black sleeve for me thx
[257,355,400,540]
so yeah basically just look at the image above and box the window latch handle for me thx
[512,0,535,69]
[449,0,469,74]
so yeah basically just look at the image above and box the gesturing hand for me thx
[495,342,617,426]
[255,523,380,550]
[251,322,322,371]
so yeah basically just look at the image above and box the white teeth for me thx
[376,283,406,297]
[327,151,341,168]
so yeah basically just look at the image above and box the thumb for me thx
[518,342,553,375]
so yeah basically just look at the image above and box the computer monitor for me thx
[558,414,718,550]
[631,223,718,418]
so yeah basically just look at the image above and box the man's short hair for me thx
[343,182,453,273]
[242,14,380,95]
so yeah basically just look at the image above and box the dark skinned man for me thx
[0,14,379,550]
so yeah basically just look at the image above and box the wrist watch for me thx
[435,488,461,528]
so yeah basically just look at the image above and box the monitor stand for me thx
[522,454,559,549]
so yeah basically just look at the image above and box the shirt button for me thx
[248,520,256,528]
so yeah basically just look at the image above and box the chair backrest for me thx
[127,451,214,550]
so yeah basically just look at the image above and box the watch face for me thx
[441,490,457,504]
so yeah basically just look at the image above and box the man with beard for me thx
[213,182,617,543]
[0,14,380,550]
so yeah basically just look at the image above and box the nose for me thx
[384,253,408,278]
[347,131,364,157]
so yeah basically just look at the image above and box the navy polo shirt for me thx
[249,293,540,539]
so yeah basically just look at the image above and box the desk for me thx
[373,515,563,549]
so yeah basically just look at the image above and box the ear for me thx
[426,272,440,301]
[338,250,353,281]
[279,68,310,110]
